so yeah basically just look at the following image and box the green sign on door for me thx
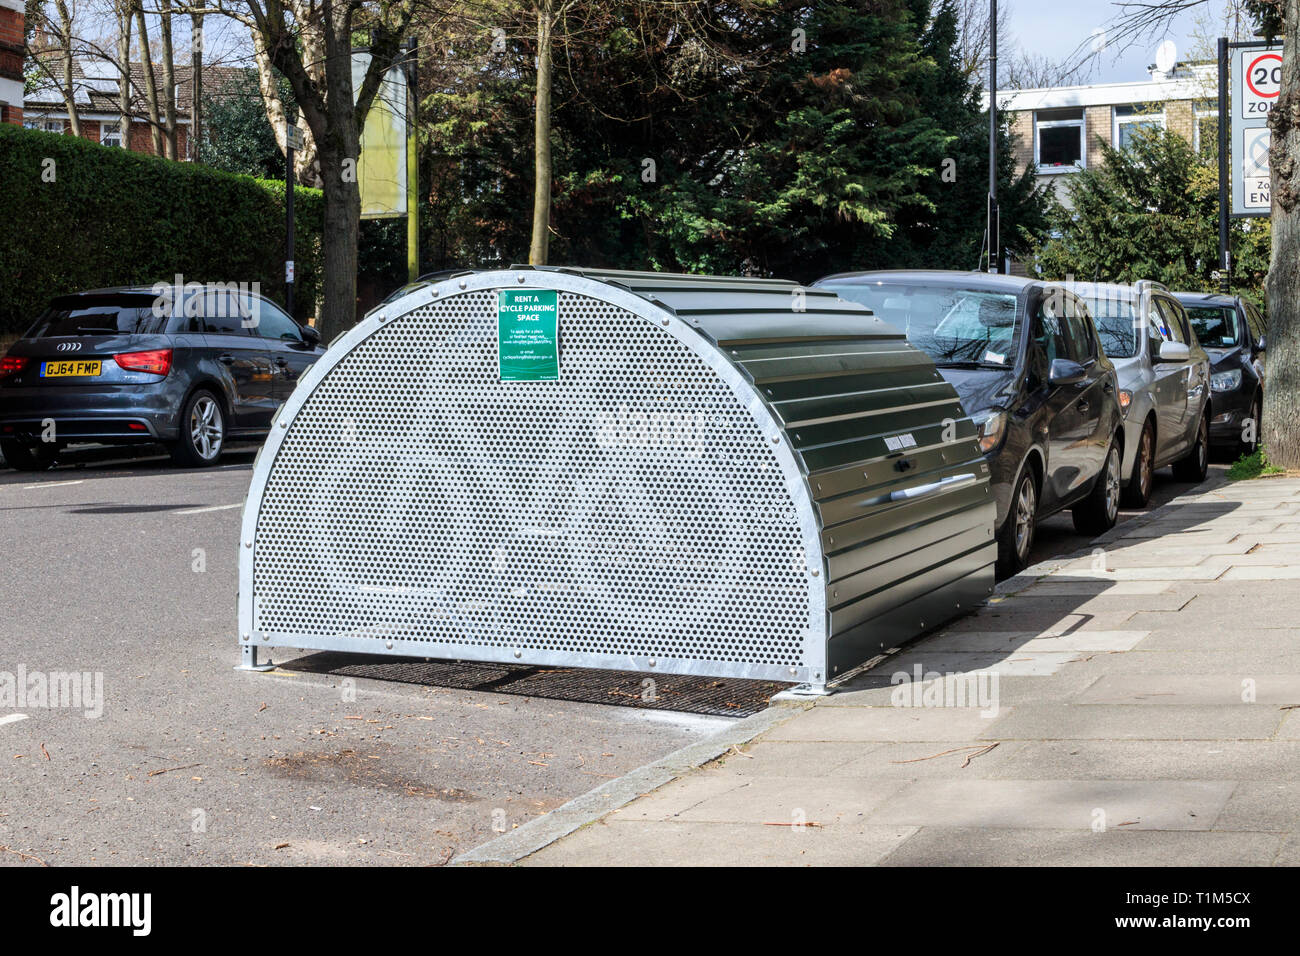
[497,289,559,381]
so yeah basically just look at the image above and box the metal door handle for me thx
[1078,400,1090,412]
[274,357,288,367]
[890,473,977,502]
[218,354,235,366]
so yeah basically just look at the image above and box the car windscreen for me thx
[1184,305,1240,348]
[825,283,1020,367]
[26,296,168,338]
[1076,295,1140,358]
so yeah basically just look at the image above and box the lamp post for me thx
[988,0,1000,274]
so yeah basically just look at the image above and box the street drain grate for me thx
[277,652,788,717]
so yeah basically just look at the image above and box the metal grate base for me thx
[277,652,788,717]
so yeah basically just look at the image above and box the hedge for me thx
[0,123,323,335]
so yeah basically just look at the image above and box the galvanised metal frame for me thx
[237,269,831,689]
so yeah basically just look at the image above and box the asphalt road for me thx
[0,442,1225,865]
[0,445,726,866]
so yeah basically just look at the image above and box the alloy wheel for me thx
[1105,446,1121,522]
[189,396,224,461]
[1014,476,1036,560]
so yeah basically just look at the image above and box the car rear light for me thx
[114,348,172,376]
[127,423,148,432]
[0,356,29,379]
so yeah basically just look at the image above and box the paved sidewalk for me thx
[496,475,1300,865]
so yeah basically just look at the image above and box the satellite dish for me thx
[1155,39,1177,74]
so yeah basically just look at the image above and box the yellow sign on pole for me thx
[353,51,408,219]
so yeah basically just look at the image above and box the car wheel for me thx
[1121,419,1155,509]
[1073,439,1122,536]
[1172,413,1209,482]
[996,467,1038,579]
[0,437,58,472]
[1238,396,1261,458]
[169,390,225,467]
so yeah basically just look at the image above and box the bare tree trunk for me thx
[134,4,164,156]
[190,12,202,160]
[528,0,553,265]
[53,0,82,136]
[1266,0,1300,469]
[249,18,320,185]
[116,1,131,149]
[159,0,178,160]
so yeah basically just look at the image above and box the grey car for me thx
[0,285,323,470]
[1173,291,1266,458]
[1068,281,1211,507]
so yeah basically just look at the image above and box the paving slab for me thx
[525,820,920,866]
[1074,675,1300,706]
[982,703,1285,740]
[991,740,1300,780]
[878,827,1284,866]
[1212,782,1300,832]
[868,779,1236,830]
[764,705,1005,742]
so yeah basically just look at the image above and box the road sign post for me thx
[1230,41,1279,220]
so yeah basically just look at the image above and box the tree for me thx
[1095,0,1295,466]
[233,0,420,340]
[197,67,286,178]
[1033,125,1270,297]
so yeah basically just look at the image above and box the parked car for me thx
[1172,291,1266,458]
[1066,281,1211,507]
[814,270,1124,577]
[0,285,324,470]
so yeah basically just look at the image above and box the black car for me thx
[0,285,324,470]
[1171,291,1266,458]
[814,270,1124,577]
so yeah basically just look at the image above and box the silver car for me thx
[1067,281,1211,507]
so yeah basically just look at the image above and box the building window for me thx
[1113,104,1165,150]
[101,122,123,148]
[1194,101,1218,158]
[24,119,65,133]
[1035,108,1085,172]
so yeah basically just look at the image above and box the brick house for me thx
[22,57,244,159]
[0,0,23,125]
[994,62,1218,211]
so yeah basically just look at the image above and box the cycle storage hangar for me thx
[237,267,995,693]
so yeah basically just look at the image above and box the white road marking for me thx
[0,714,29,727]
[174,503,243,515]
[21,480,84,490]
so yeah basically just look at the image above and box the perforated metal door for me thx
[244,279,826,682]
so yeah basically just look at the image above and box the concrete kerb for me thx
[453,472,1235,866]
[452,700,811,865]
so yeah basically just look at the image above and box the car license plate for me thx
[41,360,102,378]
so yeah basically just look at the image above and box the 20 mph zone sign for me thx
[1232,45,1279,216]
[1240,50,1281,118]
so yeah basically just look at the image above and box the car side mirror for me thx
[1048,357,1086,387]
[1156,340,1190,362]
[300,324,321,346]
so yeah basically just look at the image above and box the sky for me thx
[1006,0,1249,85]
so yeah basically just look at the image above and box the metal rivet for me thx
[261,634,269,642]
[241,633,249,641]
[788,667,797,675]
[459,280,467,289]
[810,568,820,577]
[244,541,252,548]
[385,641,393,649]
[771,436,779,444]
[280,420,287,428]
[661,318,669,326]
[514,649,522,658]
[648,659,657,667]
[516,275,526,283]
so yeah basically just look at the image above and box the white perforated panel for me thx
[250,288,816,672]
